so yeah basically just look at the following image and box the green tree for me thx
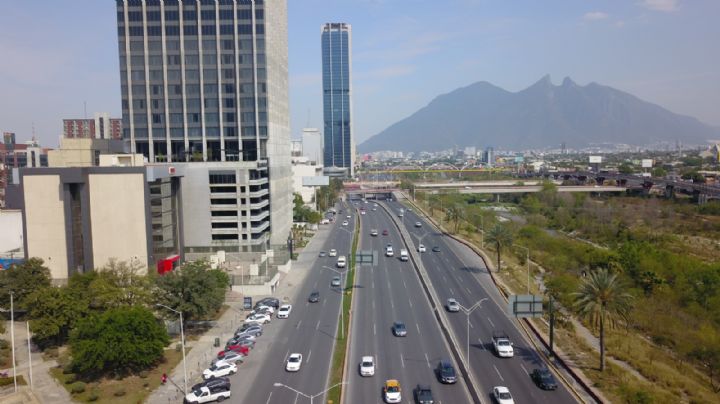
[651,167,667,178]
[26,286,88,347]
[80,259,152,310]
[618,163,635,174]
[445,204,464,233]
[574,268,634,371]
[0,258,52,308]
[70,306,169,376]
[485,224,514,271]
[153,261,229,322]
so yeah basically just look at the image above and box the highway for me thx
[230,202,355,404]
[345,203,473,404]
[384,198,579,404]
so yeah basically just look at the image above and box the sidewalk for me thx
[147,221,334,403]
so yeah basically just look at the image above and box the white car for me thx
[346,215,351,219]
[446,298,460,312]
[418,244,426,253]
[342,220,349,226]
[202,360,237,379]
[337,256,347,268]
[360,210,366,215]
[385,245,394,257]
[250,305,274,315]
[185,386,231,404]
[360,356,375,377]
[286,353,303,372]
[244,313,271,325]
[277,304,292,319]
[320,218,330,225]
[370,229,378,236]
[492,386,515,404]
[329,249,337,257]
[415,221,422,227]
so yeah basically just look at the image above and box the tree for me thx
[76,259,152,310]
[153,261,229,322]
[70,306,169,376]
[618,163,635,174]
[573,268,633,371]
[651,167,667,178]
[445,204,464,233]
[0,257,52,308]
[26,286,89,347]
[485,224,514,271]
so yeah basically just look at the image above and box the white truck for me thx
[184,386,231,403]
[492,331,514,358]
[400,249,409,261]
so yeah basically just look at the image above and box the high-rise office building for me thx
[321,22,354,177]
[116,0,291,248]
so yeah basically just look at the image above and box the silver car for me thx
[446,298,460,312]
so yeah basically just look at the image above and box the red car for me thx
[218,345,249,358]
[382,229,389,236]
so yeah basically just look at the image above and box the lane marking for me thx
[323,298,327,307]
[494,365,505,382]
[469,321,473,329]
[316,320,321,330]
[487,317,495,328]
[307,350,312,364]
[443,275,448,283]
[416,323,421,335]
[520,363,529,375]
[466,287,472,295]
[449,287,455,295]
[478,337,485,349]
[391,299,395,309]
[401,354,405,368]
[293,391,300,404]
[374,323,376,336]
[296,320,302,329]
[284,350,290,362]
[305,302,309,307]
[425,353,431,368]
[409,299,413,308]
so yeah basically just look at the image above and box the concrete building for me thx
[1,134,49,208]
[290,139,303,157]
[301,127,322,164]
[116,0,291,249]
[291,156,323,205]
[19,162,182,281]
[321,23,354,177]
[48,138,127,168]
[63,113,122,139]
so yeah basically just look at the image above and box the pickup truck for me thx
[184,386,231,403]
[415,384,434,404]
[492,331,514,358]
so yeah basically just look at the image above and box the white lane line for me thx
[409,299,413,308]
[469,321,473,329]
[307,350,312,364]
[314,280,318,288]
[293,391,300,404]
[284,350,290,362]
[373,300,375,310]
[478,337,485,349]
[401,354,405,368]
[487,317,495,328]
[416,323,421,335]
[425,353,431,368]
[443,275,448,282]
[449,287,455,295]
[493,365,505,382]
[265,392,273,404]
[391,299,395,309]
[374,323,377,336]
[296,320,302,329]
[402,279,407,289]
[323,298,327,307]
[520,363,529,375]
[316,320,321,330]
[466,287,472,294]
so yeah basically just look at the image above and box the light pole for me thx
[322,265,348,339]
[156,304,187,394]
[273,382,346,404]
[457,298,488,370]
[516,245,531,294]
[10,292,17,393]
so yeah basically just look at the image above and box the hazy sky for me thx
[1,0,718,147]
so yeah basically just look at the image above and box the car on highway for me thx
[492,331,514,358]
[418,244,426,253]
[319,250,327,257]
[244,313,271,325]
[432,246,441,252]
[492,386,514,404]
[203,360,237,379]
[255,297,280,309]
[446,298,460,312]
[437,360,457,384]
[372,207,377,211]
[277,304,292,319]
[531,368,558,390]
[400,249,409,261]
[346,215,351,219]
[285,353,303,372]
[415,221,422,227]
[382,229,389,235]
[414,385,434,404]
[342,220,349,226]
[213,350,245,364]
[329,249,338,257]
[308,291,320,303]
[386,245,394,257]
[185,386,231,404]
[360,356,375,377]
[370,229,378,236]
[191,377,230,393]
[383,379,402,403]
[337,255,347,268]
[392,321,407,337]
[331,276,341,287]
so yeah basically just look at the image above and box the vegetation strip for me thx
[327,206,360,404]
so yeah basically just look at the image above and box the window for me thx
[209,173,236,184]
[165,10,179,20]
[165,25,180,36]
[170,113,183,124]
[166,40,180,51]
[185,40,198,51]
[224,98,235,108]
[149,55,163,66]
[222,39,234,50]
[166,55,181,65]
[225,112,235,122]
[238,24,252,35]
[255,9,264,20]
[151,85,163,95]
[212,222,238,229]
[152,113,163,124]
[224,84,235,94]
[187,112,200,123]
[184,54,199,65]
[133,98,146,109]
[183,25,198,36]
[186,98,201,109]
[129,26,144,36]
[204,98,219,108]
[201,10,215,20]
[205,113,219,124]
[202,25,216,35]
[131,70,145,81]
[220,25,233,35]
[169,99,183,109]
[186,69,200,80]
[203,54,217,65]
[238,9,251,20]
[219,9,234,20]
[202,39,217,49]
[167,69,181,80]
[221,54,234,64]
[203,68,218,80]
[223,68,234,79]
[204,84,218,95]
[148,41,162,51]
[183,10,196,20]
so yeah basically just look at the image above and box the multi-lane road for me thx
[384,197,579,404]
[345,204,473,403]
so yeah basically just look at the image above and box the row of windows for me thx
[121,38,261,52]
[121,8,262,23]
[130,126,261,138]
[123,24,263,37]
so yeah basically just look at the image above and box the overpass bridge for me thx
[424,185,627,195]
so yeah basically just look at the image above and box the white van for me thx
[337,256,347,268]
[400,249,408,261]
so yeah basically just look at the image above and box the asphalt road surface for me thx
[386,199,579,404]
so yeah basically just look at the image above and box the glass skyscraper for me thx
[321,22,354,176]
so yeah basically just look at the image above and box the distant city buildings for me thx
[63,113,122,139]
[321,22,354,177]
[301,127,322,164]
[1,133,49,208]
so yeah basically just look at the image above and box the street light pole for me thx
[458,298,488,371]
[157,304,187,394]
[10,292,17,393]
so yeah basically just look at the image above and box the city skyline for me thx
[1,0,719,148]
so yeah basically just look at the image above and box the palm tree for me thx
[485,224,513,271]
[573,268,633,371]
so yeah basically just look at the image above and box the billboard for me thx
[641,159,653,168]
[588,156,602,164]
[302,176,330,186]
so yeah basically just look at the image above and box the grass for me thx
[50,348,184,403]
[327,213,359,404]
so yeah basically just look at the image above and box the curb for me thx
[338,205,360,404]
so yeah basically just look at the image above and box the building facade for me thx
[1,134,49,208]
[116,0,291,248]
[63,113,123,139]
[321,22,354,177]
[301,127,322,164]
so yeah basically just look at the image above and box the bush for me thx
[64,374,76,384]
[70,382,86,394]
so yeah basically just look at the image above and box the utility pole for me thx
[10,293,17,393]
[27,322,33,389]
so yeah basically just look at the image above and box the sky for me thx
[1,0,718,148]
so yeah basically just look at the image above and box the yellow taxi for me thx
[383,379,401,403]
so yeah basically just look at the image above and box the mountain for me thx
[358,75,719,152]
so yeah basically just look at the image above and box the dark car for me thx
[254,297,280,309]
[319,251,327,257]
[382,229,389,235]
[415,384,434,404]
[531,368,558,390]
[432,246,441,252]
[191,376,230,392]
[308,291,320,303]
[437,360,457,384]
[392,321,407,337]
